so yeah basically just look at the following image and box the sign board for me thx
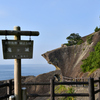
[2,40,33,59]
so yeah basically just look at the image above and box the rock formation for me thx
[42,31,100,78]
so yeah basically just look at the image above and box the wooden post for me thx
[22,87,27,100]
[50,78,55,100]
[88,78,95,100]
[75,78,77,87]
[98,77,100,100]
[62,76,64,82]
[14,26,21,100]
[82,77,84,87]
[7,80,12,100]
[9,95,15,100]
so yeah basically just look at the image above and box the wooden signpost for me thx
[0,26,39,100]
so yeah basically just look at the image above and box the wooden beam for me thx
[0,30,39,36]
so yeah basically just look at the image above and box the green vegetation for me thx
[81,41,100,73]
[55,85,75,100]
[65,33,83,46]
[94,26,100,32]
[86,34,94,44]
[48,85,75,100]
[83,48,85,51]
[77,39,84,45]
[55,85,67,94]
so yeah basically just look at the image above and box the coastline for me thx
[0,64,56,81]
[0,70,61,100]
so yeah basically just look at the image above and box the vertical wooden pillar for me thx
[7,80,12,100]
[14,26,21,100]
[50,78,55,100]
[82,77,84,87]
[98,77,100,100]
[75,78,77,87]
[88,78,95,100]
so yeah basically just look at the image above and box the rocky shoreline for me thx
[0,70,61,100]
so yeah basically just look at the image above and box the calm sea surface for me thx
[0,64,56,81]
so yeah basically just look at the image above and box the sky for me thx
[0,0,100,65]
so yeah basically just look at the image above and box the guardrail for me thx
[62,76,89,87]
[0,80,13,100]
[22,77,100,100]
[0,77,100,100]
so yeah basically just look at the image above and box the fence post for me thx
[22,87,27,100]
[82,77,84,87]
[62,76,65,82]
[88,77,95,100]
[50,78,55,100]
[75,78,77,87]
[9,95,15,100]
[98,77,100,100]
[7,80,12,100]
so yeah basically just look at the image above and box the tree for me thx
[66,33,82,46]
[94,26,100,32]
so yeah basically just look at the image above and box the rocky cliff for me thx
[42,31,100,78]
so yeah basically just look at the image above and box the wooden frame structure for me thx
[0,26,39,100]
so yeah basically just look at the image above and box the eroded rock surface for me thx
[42,31,100,78]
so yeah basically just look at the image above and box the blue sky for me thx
[0,0,100,65]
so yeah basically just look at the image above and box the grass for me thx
[88,68,97,76]
[47,85,75,100]
[48,85,76,100]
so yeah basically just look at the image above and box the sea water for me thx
[0,64,56,81]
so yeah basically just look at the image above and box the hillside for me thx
[42,31,100,78]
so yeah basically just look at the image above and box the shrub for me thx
[94,26,100,32]
[77,39,84,45]
[66,86,75,100]
[66,33,82,46]
[81,41,100,73]
[55,85,75,100]
[86,34,94,44]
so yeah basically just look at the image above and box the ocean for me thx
[0,64,56,81]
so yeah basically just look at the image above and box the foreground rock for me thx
[0,70,61,100]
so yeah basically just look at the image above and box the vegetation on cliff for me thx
[81,41,100,73]
[64,33,83,46]
[86,34,94,44]
[94,26,100,32]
